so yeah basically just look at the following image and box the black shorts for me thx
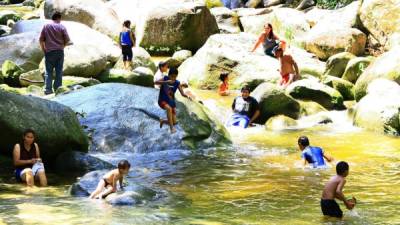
[320,199,343,218]
[122,45,133,61]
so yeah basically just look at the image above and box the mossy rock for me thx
[19,69,43,87]
[323,75,355,100]
[286,79,345,110]
[2,60,24,87]
[265,115,298,131]
[0,10,21,25]
[324,52,355,78]
[342,56,373,83]
[0,84,27,95]
[298,100,327,116]
[63,76,101,88]
[99,69,153,87]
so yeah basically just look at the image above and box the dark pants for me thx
[122,45,133,61]
[44,50,64,94]
[321,199,343,218]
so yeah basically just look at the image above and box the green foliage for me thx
[316,0,356,9]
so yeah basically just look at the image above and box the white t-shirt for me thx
[154,69,165,89]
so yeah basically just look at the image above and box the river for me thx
[0,90,399,225]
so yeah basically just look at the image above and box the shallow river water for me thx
[1,91,399,225]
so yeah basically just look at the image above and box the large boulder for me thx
[166,50,193,68]
[1,60,24,87]
[239,13,269,36]
[0,90,88,161]
[342,56,373,83]
[55,151,113,173]
[354,47,400,101]
[359,0,400,50]
[301,1,366,60]
[288,46,326,78]
[19,69,43,87]
[252,82,301,123]
[322,75,355,101]
[98,69,154,87]
[303,28,366,60]
[179,33,281,90]
[113,47,157,73]
[0,31,44,71]
[285,79,345,110]
[353,79,400,136]
[210,7,241,34]
[324,52,355,78]
[54,83,230,152]
[44,0,121,38]
[137,2,219,54]
[11,19,120,77]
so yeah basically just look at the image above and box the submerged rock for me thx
[54,83,230,153]
[0,90,88,161]
[353,79,400,136]
[265,115,297,131]
[252,82,301,123]
[70,170,163,205]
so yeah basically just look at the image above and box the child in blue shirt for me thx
[298,136,333,168]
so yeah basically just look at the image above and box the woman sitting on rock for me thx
[13,129,47,187]
[251,23,285,57]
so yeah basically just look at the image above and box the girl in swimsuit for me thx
[251,23,285,58]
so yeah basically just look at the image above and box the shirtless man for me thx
[321,161,356,218]
[274,47,300,88]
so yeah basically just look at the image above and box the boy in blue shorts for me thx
[155,67,190,133]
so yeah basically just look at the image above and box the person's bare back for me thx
[280,54,296,76]
[322,175,345,200]
[103,169,121,186]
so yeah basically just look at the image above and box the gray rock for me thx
[55,151,113,173]
[54,83,231,152]
[210,7,241,34]
[0,90,88,161]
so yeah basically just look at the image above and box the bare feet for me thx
[170,127,177,134]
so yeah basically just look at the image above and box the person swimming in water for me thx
[298,136,333,168]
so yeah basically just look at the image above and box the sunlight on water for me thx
[0,90,399,224]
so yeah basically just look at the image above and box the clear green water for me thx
[1,91,399,225]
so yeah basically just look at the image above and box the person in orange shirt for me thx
[218,72,230,96]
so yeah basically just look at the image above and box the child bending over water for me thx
[89,160,131,199]
[321,161,356,218]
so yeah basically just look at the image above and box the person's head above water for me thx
[52,12,62,22]
[123,20,131,28]
[168,67,178,81]
[336,161,349,177]
[158,61,169,73]
[264,23,274,38]
[219,72,229,82]
[22,128,36,146]
[298,136,310,150]
[118,160,131,175]
[241,86,251,98]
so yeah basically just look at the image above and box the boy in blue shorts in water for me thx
[298,136,333,168]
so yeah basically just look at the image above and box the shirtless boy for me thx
[89,160,131,199]
[321,161,355,218]
[274,47,300,88]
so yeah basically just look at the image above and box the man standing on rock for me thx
[39,12,70,95]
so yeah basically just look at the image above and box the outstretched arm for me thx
[178,86,190,99]
[251,34,264,52]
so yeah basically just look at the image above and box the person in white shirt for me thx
[154,61,169,89]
